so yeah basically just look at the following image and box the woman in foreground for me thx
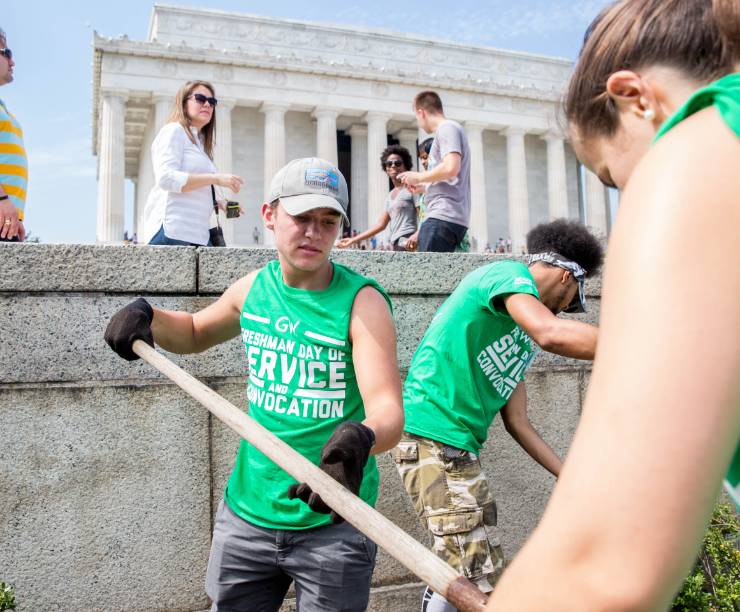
[487,0,740,609]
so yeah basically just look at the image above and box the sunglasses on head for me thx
[0,48,12,61]
[189,93,218,107]
[384,160,404,168]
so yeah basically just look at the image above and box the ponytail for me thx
[713,0,740,63]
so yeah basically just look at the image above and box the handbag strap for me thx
[210,185,221,228]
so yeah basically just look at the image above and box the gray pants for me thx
[206,500,378,611]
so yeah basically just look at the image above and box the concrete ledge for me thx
[198,247,602,296]
[0,244,197,293]
[1,244,601,296]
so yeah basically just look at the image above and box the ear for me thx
[605,70,661,122]
[261,202,276,231]
[560,270,572,285]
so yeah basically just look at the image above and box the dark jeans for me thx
[418,218,467,253]
[206,500,377,611]
[148,225,209,246]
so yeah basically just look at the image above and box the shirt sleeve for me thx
[436,122,464,158]
[152,123,190,193]
[477,261,540,315]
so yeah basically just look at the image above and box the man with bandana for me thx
[394,219,603,611]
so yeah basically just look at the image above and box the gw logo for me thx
[275,316,300,334]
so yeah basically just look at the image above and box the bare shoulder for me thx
[351,285,391,316]
[619,107,739,235]
[221,269,261,311]
[640,107,739,190]
[349,285,393,342]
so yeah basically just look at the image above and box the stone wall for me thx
[0,244,599,611]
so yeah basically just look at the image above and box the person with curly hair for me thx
[394,219,603,611]
[337,144,418,251]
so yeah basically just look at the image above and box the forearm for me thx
[151,309,201,354]
[419,160,458,183]
[538,320,597,360]
[351,223,385,244]
[181,173,217,193]
[506,421,562,476]
[363,402,404,454]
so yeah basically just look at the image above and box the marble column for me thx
[394,128,419,168]
[313,108,339,166]
[96,90,128,244]
[504,127,530,253]
[365,112,391,231]
[348,124,368,232]
[465,122,488,252]
[542,132,569,221]
[261,102,289,246]
[135,94,173,235]
[152,94,172,131]
[585,168,609,235]
[215,98,236,245]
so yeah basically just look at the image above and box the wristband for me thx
[0,195,8,201]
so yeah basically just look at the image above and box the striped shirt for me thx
[0,98,27,220]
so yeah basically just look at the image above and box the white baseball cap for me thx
[268,158,349,225]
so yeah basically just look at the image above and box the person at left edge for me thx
[0,27,27,242]
[142,80,244,246]
[105,157,404,611]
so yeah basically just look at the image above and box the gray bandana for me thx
[528,252,587,313]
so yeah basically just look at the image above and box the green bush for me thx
[0,582,15,611]
[672,503,740,611]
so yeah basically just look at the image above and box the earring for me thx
[644,108,655,121]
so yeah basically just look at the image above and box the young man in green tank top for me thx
[105,158,404,611]
[395,220,603,611]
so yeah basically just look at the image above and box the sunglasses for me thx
[189,93,218,107]
[384,160,405,168]
[0,48,12,61]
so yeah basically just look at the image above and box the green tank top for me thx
[654,72,740,508]
[224,260,392,529]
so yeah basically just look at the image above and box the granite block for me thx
[0,383,212,611]
[0,244,197,293]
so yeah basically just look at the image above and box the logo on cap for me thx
[305,168,339,193]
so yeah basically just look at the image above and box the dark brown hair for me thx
[565,0,740,139]
[413,91,444,114]
[168,80,217,159]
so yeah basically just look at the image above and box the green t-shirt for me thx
[404,261,540,453]
[654,72,740,508]
[225,260,392,530]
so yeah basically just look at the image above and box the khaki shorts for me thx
[394,432,504,592]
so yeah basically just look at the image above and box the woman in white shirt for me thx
[143,80,244,246]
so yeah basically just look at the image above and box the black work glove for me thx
[104,298,154,361]
[288,421,375,524]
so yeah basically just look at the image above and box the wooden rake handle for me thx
[132,340,488,611]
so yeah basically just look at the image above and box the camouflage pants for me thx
[394,432,504,593]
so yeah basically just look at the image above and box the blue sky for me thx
[4,0,611,243]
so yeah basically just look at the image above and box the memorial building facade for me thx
[93,4,611,248]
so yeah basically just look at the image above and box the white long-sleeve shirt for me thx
[142,122,217,245]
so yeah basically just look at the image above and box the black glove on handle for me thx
[104,298,155,361]
[288,421,376,524]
